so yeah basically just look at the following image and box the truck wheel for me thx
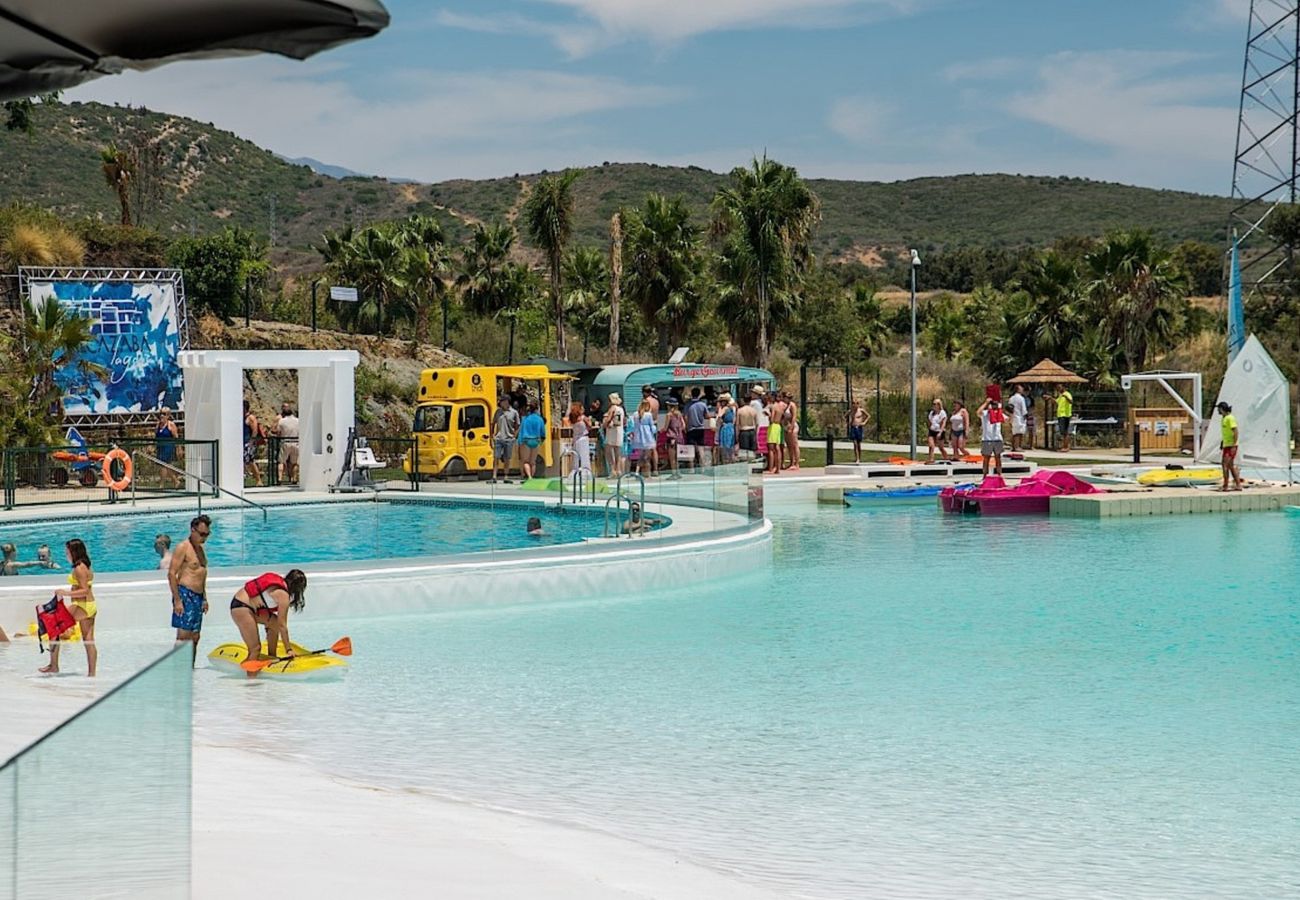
[444,458,467,478]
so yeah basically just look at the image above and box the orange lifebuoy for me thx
[102,448,132,491]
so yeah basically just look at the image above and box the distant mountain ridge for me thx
[278,155,367,180]
[0,101,1239,275]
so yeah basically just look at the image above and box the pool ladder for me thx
[602,472,646,538]
[558,449,597,506]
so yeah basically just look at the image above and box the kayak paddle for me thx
[240,636,352,672]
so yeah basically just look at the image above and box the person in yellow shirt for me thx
[1054,385,1074,452]
[1217,401,1243,492]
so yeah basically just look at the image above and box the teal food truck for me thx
[575,363,778,411]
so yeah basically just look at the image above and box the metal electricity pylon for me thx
[1230,0,1300,298]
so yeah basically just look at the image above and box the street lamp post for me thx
[909,249,921,460]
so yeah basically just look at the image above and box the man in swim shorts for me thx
[1217,401,1243,492]
[168,514,211,665]
[766,393,786,474]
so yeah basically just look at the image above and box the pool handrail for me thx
[602,490,637,537]
[131,448,269,522]
[559,449,597,505]
[602,472,646,537]
[616,471,646,514]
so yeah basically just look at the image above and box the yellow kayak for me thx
[207,641,349,679]
[1136,467,1221,487]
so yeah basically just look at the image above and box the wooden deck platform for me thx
[1051,484,1300,518]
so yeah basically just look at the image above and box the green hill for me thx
[0,101,1239,271]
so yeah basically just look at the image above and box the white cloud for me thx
[506,0,922,52]
[433,10,602,58]
[1208,0,1249,24]
[64,57,681,181]
[1005,50,1235,163]
[827,96,896,145]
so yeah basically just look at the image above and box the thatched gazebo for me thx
[1009,359,1087,449]
[1009,358,1087,386]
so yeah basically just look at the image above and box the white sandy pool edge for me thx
[193,744,788,900]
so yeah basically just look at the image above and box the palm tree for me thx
[496,263,537,364]
[456,223,538,361]
[457,223,516,315]
[923,296,966,361]
[850,285,890,360]
[563,246,610,362]
[23,296,99,417]
[320,225,410,335]
[711,155,820,368]
[623,194,705,355]
[1014,251,1082,361]
[1083,231,1187,371]
[397,215,450,351]
[1069,326,1121,388]
[609,211,623,362]
[100,145,133,226]
[522,169,581,359]
[965,287,1033,382]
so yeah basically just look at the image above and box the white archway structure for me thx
[180,349,360,495]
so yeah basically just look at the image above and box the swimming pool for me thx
[0,499,619,574]
[187,499,1299,898]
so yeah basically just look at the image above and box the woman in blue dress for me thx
[717,393,737,464]
[155,407,180,487]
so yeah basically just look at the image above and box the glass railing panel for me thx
[1,645,191,899]
[0,763,13,900]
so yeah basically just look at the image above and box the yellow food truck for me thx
[404,365,570,479]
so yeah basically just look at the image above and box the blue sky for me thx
[68,0,1250,193]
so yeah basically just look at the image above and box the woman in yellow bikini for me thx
[40,538,97,677]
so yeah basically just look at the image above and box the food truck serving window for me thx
[414,405,451,433]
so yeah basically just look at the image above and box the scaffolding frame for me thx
[1229,1,1300,300]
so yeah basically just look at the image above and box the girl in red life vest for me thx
[229,569,307,676]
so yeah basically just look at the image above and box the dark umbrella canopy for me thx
[0,0,389,100]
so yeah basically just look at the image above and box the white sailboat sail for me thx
[1196,334,1292,472]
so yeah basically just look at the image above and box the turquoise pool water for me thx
[192,501,1299,898]
[0,500,608,574]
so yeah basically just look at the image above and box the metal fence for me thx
[800,386,1135,450]
[3,439,218,509]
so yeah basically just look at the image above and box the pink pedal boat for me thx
[939,470,1102,515]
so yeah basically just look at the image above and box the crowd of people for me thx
[121,399,303,490]
[498,383,804,483]
[910,384,1081,473]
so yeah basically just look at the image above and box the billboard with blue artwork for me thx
[24,270,188,418]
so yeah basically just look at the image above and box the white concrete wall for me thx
[0,523,770,634]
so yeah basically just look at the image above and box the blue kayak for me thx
[844,485,944,506]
